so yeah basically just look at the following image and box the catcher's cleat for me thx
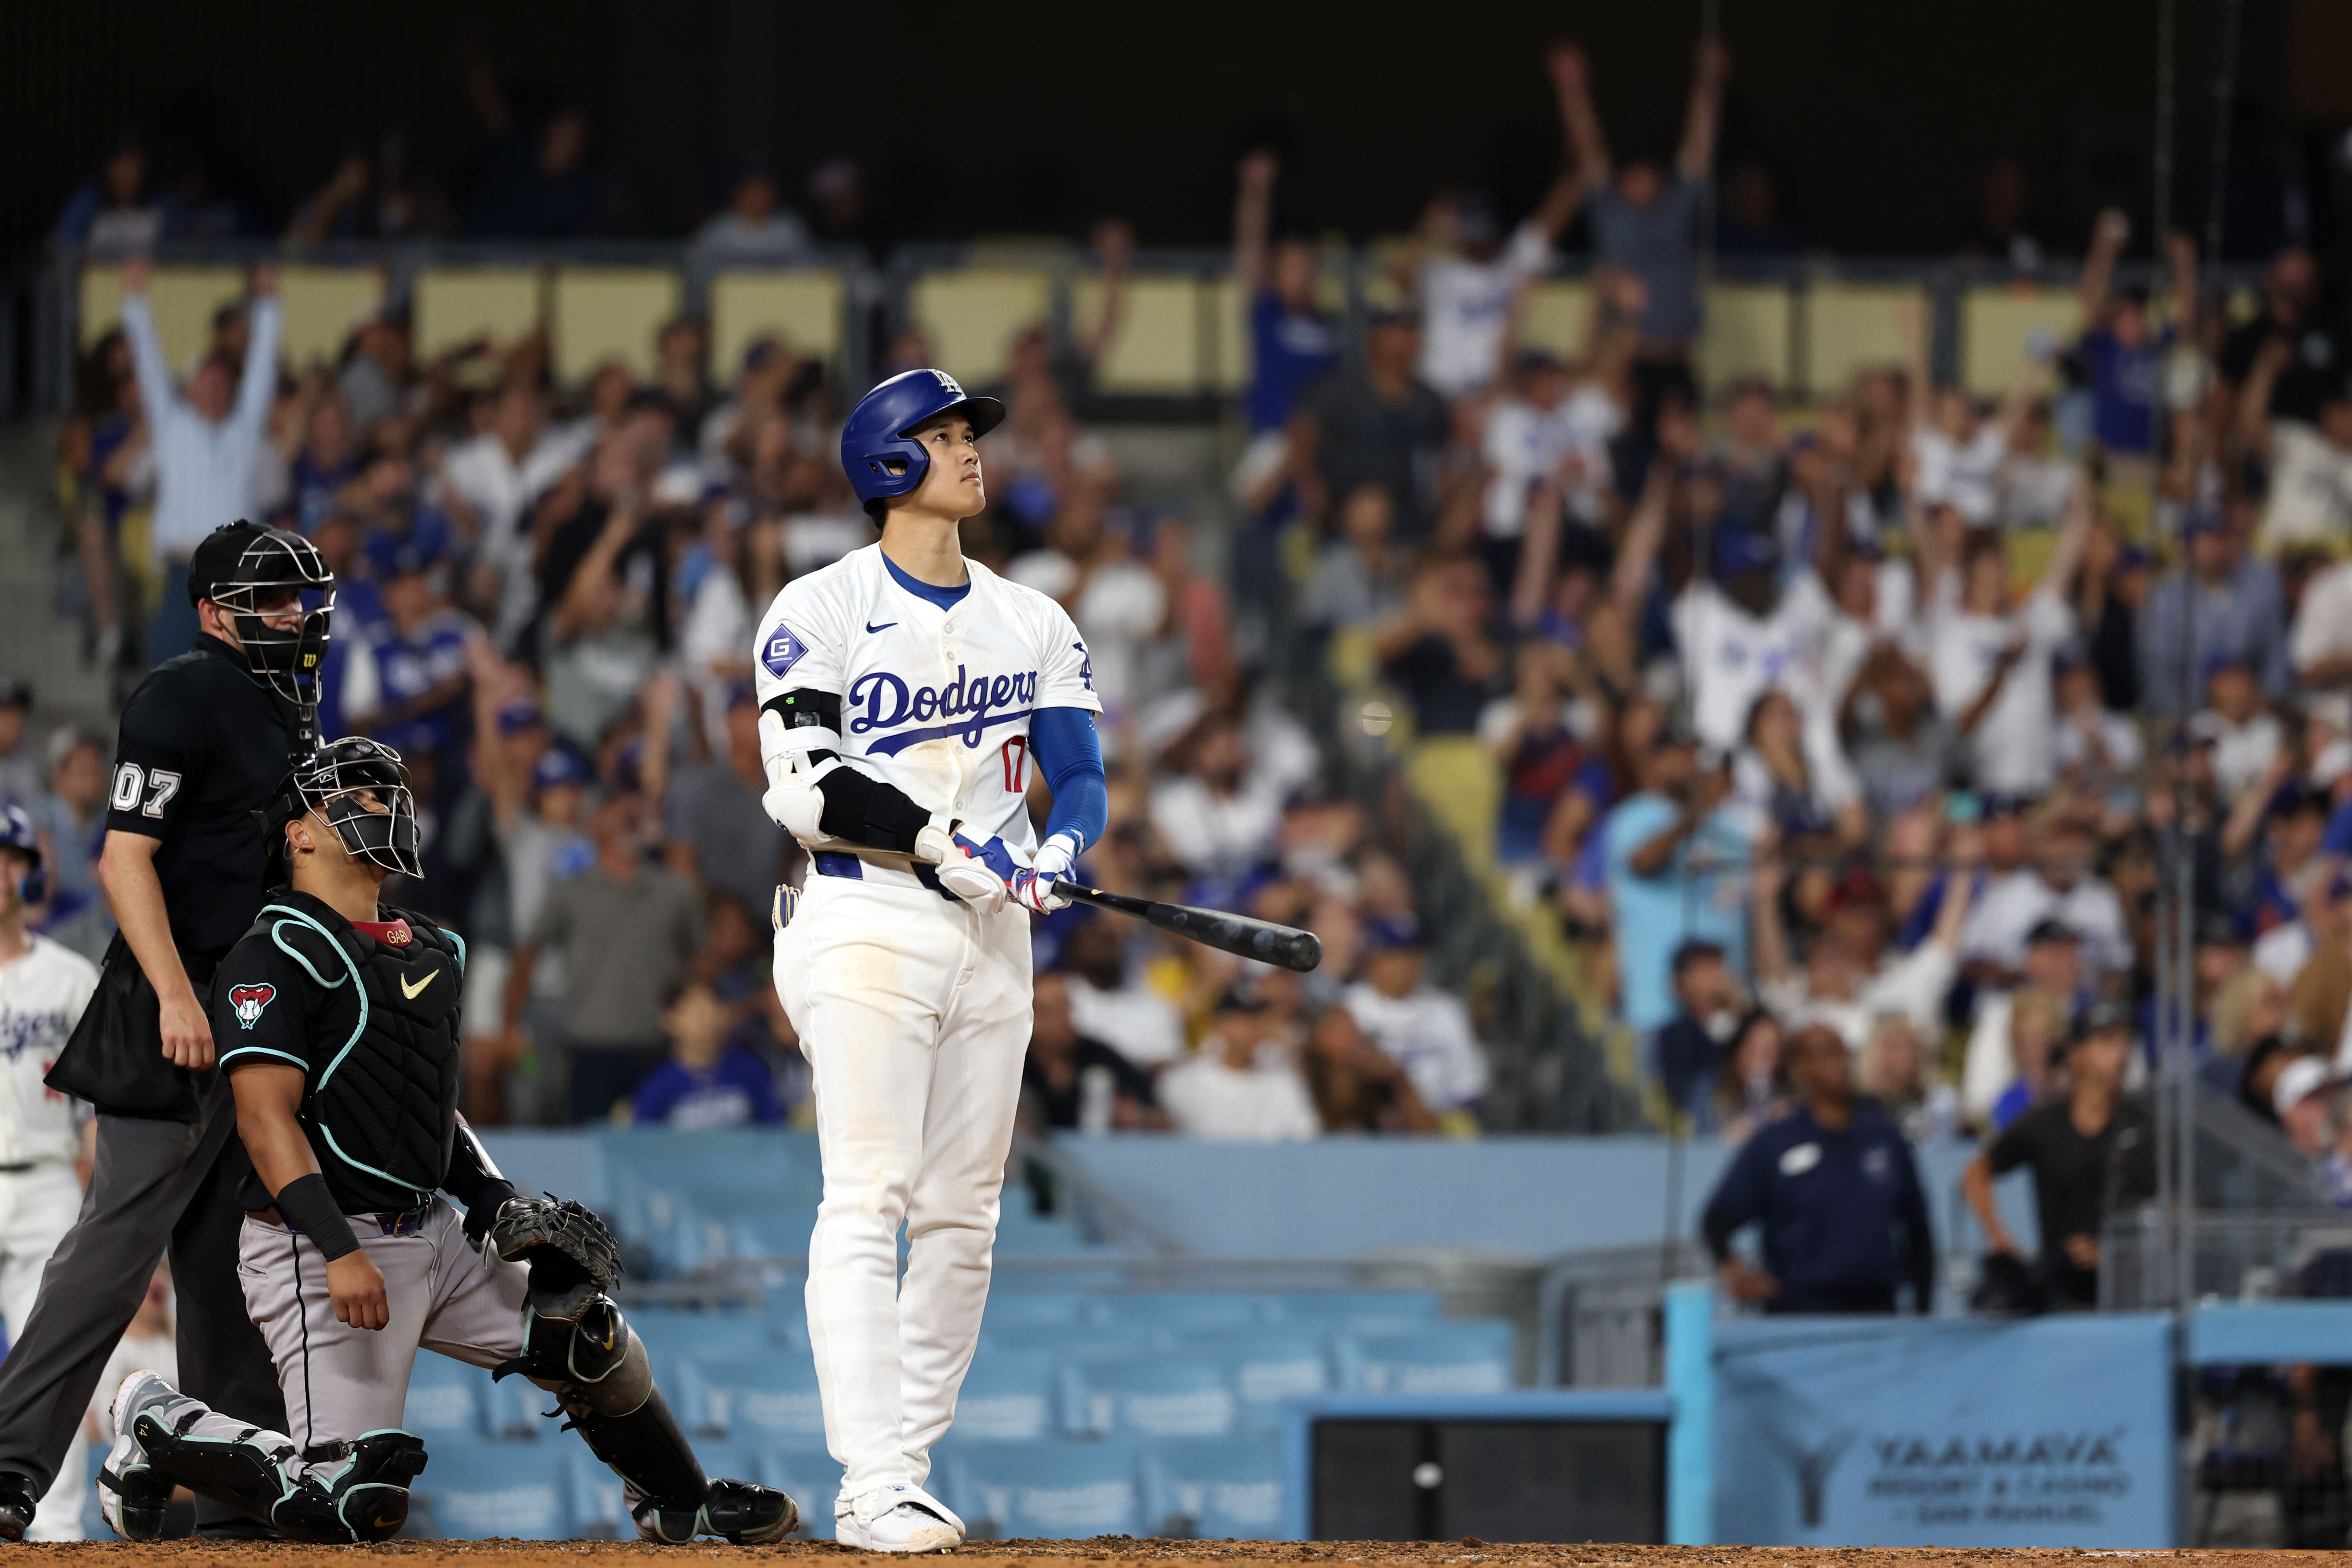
[98,1371,180,1542]
[633,1477,798,1545]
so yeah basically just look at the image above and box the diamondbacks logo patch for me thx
[761,626,809,679]
[227,984,276,1031]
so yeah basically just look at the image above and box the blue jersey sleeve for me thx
[1028,706,1109,855]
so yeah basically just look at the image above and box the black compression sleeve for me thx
[443,1122,521,1243]
[276,1173,362,1260]
[814,765,936,854]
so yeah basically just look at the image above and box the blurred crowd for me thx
[1240,40,2352,1292]
[21,37,2352,1210]
[25,202,1488,1143]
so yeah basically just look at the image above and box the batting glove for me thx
[1019,832,1080,914]
[921,826,1008,913]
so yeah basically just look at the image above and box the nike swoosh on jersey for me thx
[400,971,436,1000]
[865,621,897,633]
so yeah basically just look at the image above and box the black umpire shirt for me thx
[107,635,291,959]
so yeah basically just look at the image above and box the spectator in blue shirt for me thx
[1702,1024,1937,1314]
[2073,210,2198,460]
[1603,728,1754,1049]
[631,978,785,1130]
[339,519,479,765]
[1233,150,1337,438]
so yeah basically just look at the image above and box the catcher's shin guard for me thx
[126,1415,425,1544]
[497,1291,709,1508]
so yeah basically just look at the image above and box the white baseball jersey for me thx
[752,543,1101,888]
[0,937,96,1166]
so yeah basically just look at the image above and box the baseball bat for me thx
[1050,882,1322,972]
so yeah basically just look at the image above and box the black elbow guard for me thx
[814,766,935,854]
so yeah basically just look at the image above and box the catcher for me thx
[94,738,794,1546]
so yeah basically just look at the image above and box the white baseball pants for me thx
[772,873,1032,1510]
[0,1164,88,1539]
[236,1200,527,1452]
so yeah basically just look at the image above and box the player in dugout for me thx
[0,520,330,1540]
[94,738,795,1546]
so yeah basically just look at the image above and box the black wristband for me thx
[276,1173,362,1260]
[460,1181,521,1247]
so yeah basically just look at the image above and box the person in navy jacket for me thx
[1702,1024,1936,1313]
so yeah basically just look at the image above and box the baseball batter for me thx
[754,368,1110,1551]
[0,810,96,1540]
[96,739,793,1545]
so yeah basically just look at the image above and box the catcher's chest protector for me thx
[260,901,464,1209]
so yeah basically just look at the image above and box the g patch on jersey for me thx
[761,625,810,679]
[228,983,276,1031]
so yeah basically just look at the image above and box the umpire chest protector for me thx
[237,890,464,1211]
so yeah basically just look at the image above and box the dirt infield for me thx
[10,1543,2334,1567]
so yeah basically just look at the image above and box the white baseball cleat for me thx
[835,1484,965,1553]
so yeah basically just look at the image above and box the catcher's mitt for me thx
[487,1193,622,1296]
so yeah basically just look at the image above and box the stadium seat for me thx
[402,1352,492,1440]
[1701,282,1794,390]
[1801,280,1928,396]
[1517,279,1596,363]
[980,1292,1090,1331]
[1206,275,1250,394]
[79,263,244,369]
[1073,273,1204,395]
[562,1444,630,1540]
[1141,1432,1286,1540]
[551,266,682,384]
[1180,1327,1333,1421]
[1960,283,2082,396]
[992,1208,1109,1256]
[950,1349,1062,1442]
[980,1321,1165,1362]
[709,269,847,378]
[479,1358,555,1440]
[909,268,1053,386]
[1070,1359,1239,1439]
[411,1438,570,1539]
[1087,1292,1268,1332]
[412,266,545,363]
[690,1349,826,1446]
[943,1438,1145,1540]
[1342,1322,1517,1396]
[756,1448,838,1539]
[1406,739,1502,874]
[277,264,385,371]
[1267,1290,1442,1329]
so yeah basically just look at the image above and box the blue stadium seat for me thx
[480,1359,557,1440]
[1342,1322,1517,1396]
[1071,1359,1239,1439]
[980,1293,1091,1331]
[1268,1291,1442,1333]
[413,1438,571,1538]
[952,1349,1061,1442]
[992,1210,1109,1256]
[979,1321,1165,1363]
[691,1351,826,1446]
[1142,1432,1286,1540]
[757,1448,838,1539]
[402,1353,492,1440]
[1089,1292,1268,1332]
[943,1439,1144,1540]
[562,1444,630,1540]
[1178,1328,1333,1422]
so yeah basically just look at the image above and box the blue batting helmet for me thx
[0,806,44,906]
[839,369,1005,520]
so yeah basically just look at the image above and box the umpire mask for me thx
[190,521,335,707]
[269,738,423,880]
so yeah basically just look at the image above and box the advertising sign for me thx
[1711,1314,2174,1547]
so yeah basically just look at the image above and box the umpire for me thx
[0,520,332,1539]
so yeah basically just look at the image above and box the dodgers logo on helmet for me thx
[229,983,276,1030]
[762,625,809,679]
[932,370,965,399]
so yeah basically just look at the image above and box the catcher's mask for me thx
[190,521,335,707]
[267,737,422,880]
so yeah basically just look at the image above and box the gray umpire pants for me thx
[0,1071,287,1528]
